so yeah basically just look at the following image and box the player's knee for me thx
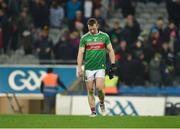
[96,87,103,91]
[96,86,103,91]
[88,89,94,95]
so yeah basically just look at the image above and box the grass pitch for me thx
[0,115,180,128]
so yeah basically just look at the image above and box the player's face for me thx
[88,24,98,34]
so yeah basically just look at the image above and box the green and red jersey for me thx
[79,31,111,70]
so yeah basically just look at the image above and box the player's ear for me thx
[96,23,99,28]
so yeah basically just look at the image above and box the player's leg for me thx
[86,80,96,116]
[85,70,96,116]
[95,69,106,116]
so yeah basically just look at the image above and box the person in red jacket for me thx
[41,68,67,114]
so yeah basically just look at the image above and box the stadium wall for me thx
[56,95,166,116]
[56,95,180,116]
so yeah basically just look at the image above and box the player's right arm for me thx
[77,36,86,77]
[77,47,85,77]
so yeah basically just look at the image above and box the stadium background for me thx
[0,0,180,117]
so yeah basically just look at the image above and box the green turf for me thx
[0,115,180,128]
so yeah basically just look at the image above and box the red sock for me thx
[91,107,96,113]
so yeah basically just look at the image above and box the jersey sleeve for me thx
[105,34,111,46]
[79,36,86,48]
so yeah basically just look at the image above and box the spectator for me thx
[149,53,162,86]
[160,43,175,86]
[117,40,129,62]
[70,31,80,48]
[18,8,34,54]
[150,17,164,41]
[132,40,144,60]
[109,19,123,43]
[135,35,149,83]
[66,0,81,20]
[111,35,119,54]
[100,0,110,19]
[123,14,141,47]
[41,67,67,114]
[94,8,106,31]
[119,53,135,86]
[74,10,85,34]
[34,27,53,63]
[133,53,147,85]
[163,21,177,42]
[18,7,33,35]
[145,28,162,62]
[53,32,77,60]
[8,16,19,51]
[120,0,136,18]
[29,0,49,28]
[163,21,177,52]
[166,0,180,33]
[20,30,33,55]
[66,0,81,31]
[49,0,65,44]
[82,0,94,20]
[160,42,174,63]
[0,8,10,53]
[49,0,64,28]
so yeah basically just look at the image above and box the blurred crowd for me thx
[0,0,180,86]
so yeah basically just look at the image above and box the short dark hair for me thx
[47,68,53,73]
[87,18,98,26]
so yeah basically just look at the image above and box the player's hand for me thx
[77,66,83,77]
[108,64,117,79]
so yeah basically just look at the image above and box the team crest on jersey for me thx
[93,37,98,42]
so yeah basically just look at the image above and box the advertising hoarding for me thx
[0,65,76,94]
[56,96,165,116]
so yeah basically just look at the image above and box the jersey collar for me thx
[89,30,101,36]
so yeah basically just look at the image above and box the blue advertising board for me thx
[0,65,76,93]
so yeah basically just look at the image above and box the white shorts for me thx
[85,69,105,81]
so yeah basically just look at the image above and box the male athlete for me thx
[77,18,116,116]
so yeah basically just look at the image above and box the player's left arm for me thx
[105,33,115,64]
[106,43,115,64]
[106,43,117,79]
